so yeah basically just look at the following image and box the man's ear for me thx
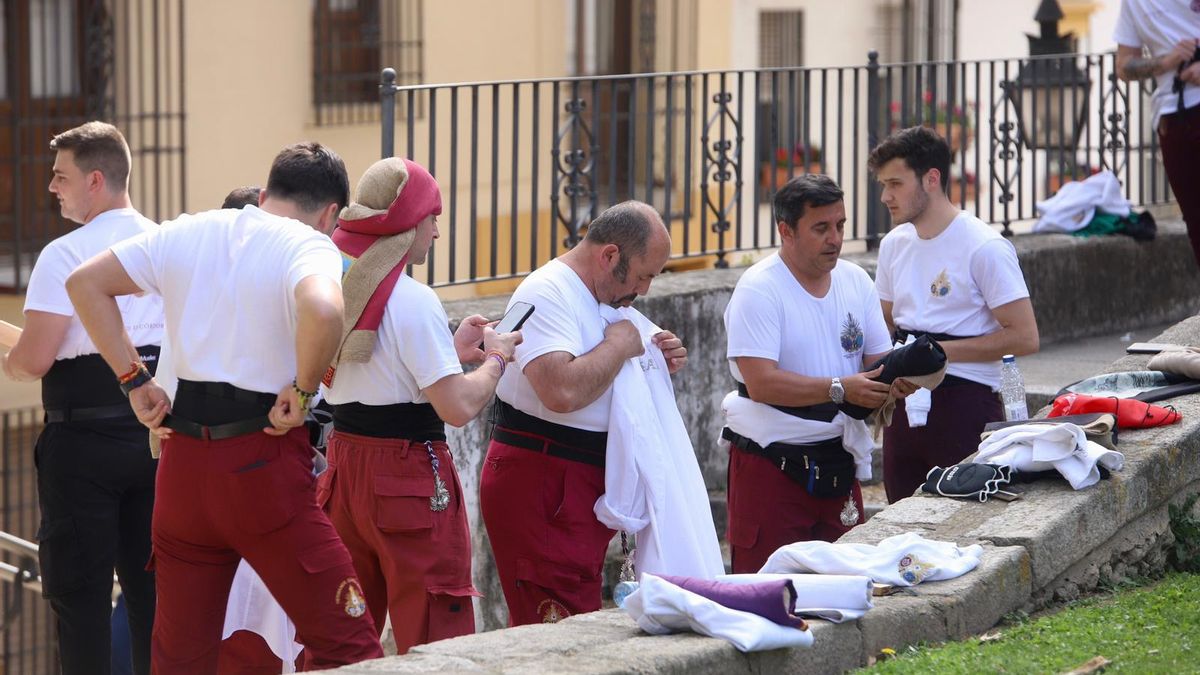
[924,168,942,193]
[87,169,106,195]
[776,220,794,242]
[320,202,341,234]
[598,243,620,272]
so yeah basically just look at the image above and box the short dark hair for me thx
[264,142,350,213]
[867,126,951,189]
[773,174,845,228]
[221,186,262,209]
[583,201,660,282]
[49,121,132,192]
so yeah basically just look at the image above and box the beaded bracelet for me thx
[117,361,144,384]
[293,379,318,411]
[485,350,507,376]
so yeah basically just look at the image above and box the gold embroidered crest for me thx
[336,578,368,618]
[929,269,951,297]
[537,599,570,623]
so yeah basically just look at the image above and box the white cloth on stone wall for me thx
[759,532,984,586]
[973,422,1124,490]
[1034,170,1131,234]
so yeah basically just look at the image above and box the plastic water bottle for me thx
[1000,354,1028,421]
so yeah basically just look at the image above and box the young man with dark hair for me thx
[2,121,161,675]
[722,174,904,573]
[480,200,693,625]
[869,126,1038,504]
[222,185,263,210]
[65,142,383,672]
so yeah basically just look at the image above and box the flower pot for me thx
[760,162,824,191]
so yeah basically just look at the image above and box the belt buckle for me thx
[200,425,212,441]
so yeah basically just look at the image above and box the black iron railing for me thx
[0,407,56,674]
[379,51,1172,289]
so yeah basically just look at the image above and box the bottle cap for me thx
[1002,354,1016,363]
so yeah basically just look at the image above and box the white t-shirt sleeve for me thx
[393,290,464,390]
[23,242,75,316]
[874,238,894,303]
[970,238,1030,310]
[512,280,584,370]
[1112,0,1142,48]
[725,285,782,362]
[287,236,343,292]
[110,229,163,296]
[861,281,893,357]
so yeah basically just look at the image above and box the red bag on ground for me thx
[1048,393,1181,429]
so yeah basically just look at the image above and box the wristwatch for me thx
[829,377,845,405]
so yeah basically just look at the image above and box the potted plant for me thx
[889,92,974,153]
[760,142,824,191]
[1044,154,1099,195]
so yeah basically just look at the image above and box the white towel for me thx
[974,422,1124,490]
[593,307,725,580]
[622,574,814,652]
[222,561,302,672]
[1033,170,1131,233]
[759,532,984,586]
[716,573,873,622]
[721,392,876,481]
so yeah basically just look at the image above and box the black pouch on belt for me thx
[724,429,856,498]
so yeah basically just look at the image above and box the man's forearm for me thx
[1121,54,1166,80]
[67,285,141,376]
[941,327,1036,364]
[294,305,342,392]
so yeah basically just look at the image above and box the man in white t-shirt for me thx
[319,157,521,653]
[1,121,161,675]
[722,174,903,574]
[869,126,1039,503]
[480,200,689,625]
[64,143,383,671]
[1114,0,1200,265]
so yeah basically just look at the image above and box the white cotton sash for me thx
[974,422,1124,490]
[593,306,725,580]
[759,532,984,586]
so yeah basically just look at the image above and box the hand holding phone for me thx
[494,301,535,334]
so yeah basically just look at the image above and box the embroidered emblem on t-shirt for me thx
[898,553,938,584]
[930,269,951,297]
[840,313,865,354]
[538,599,570,623]
[336,578,368,618]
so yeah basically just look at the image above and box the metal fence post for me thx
[865,50,884,251]
[380,68,397,159]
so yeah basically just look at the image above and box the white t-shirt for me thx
[1113,0,1200,127]
[875,212,1030,389]
[111,206,342,395]
[495,258,613,432]
[324,274,462,406]
[24,207,164,361]
[725,255,891,383]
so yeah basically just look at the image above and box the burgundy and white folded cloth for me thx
[715,573,874,622]
[623,574,814,652]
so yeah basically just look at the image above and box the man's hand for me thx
[842,365,891,408]
[1166,38,1198,73]
[605,320,645,360]
[129,379,173,438]
[652,330,688,374]
[482,325,523,362]
[1182,62,1200,86]
[265,385,308,436]
[891,377,920,400]
[454,314,490,365]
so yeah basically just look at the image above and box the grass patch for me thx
[861,573,1200,674]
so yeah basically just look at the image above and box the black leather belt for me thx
[894,327,972,344]
[332,401,446,441]
[44,403,135,424]
[162,414,270,441]
[490,399,607,467]
[723,427,854,498]
[735,382,839,422]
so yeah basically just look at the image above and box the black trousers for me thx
[35,418,157,675]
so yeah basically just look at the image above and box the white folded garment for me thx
[623,574,814,652]
[759,532,984,586]
[906,387,932,427]
[222,561,302,672]
[1034,169,1131,233]
[973,422,1124,490]
[716,573,873,622]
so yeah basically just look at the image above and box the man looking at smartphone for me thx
[480,200,689,625]
[319,158,522,653]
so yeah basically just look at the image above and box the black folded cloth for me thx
[839,335,947,420]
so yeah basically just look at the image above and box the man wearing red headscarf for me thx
[319,157,522,653]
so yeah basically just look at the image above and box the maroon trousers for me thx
[150,427,381,673]
[318,431,477,654]
[479,437,614,626]
[1160,105,1200,267]
[726,442,865,574]
[882,379,1002,504]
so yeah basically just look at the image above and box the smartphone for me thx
[1125,342,1174,355]
[494,301,535,334]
